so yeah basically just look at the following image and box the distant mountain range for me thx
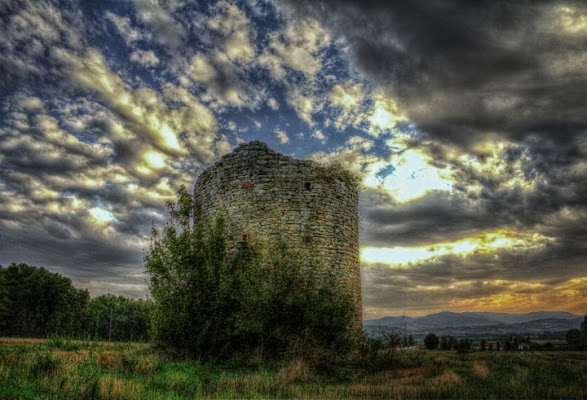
[363,311,584,339]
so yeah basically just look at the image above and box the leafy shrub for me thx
[146,185,358,365]
[29,352,60,377]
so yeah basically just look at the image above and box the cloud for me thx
[267,97,279,110]
[105,11,144,46]
[275,129,289,144]
[0,1,232,298]
[207,1,256,63]
[362,262,587,318]
[0,0,85,95]
[312,130,326,142]
[180,2,267,110]
[365,90,406,137]
[130,49,160,67]
[307,136,383,183]
[132,0,187,54]
[54,47,223,165]
[327,82,366,131]
[282,1,587,148]
[286,87,322,126]
[0,91,174,297]
[260,17,330,81]
[278,0,587,316]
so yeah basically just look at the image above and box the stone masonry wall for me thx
[193,141,361,324]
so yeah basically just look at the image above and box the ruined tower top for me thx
[193,141,362,323]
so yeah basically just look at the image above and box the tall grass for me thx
[0,337,585,399]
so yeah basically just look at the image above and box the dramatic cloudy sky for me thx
[1,0,586,318]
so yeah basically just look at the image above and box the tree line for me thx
[0,263,152,341]
[422,323,587,352]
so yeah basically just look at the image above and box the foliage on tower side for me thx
[145,185,358,364]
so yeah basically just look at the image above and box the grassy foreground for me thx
[0,338,585,399]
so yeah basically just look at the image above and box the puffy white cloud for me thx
[132,0,187,53]
[366,90,406,137]
[130,49,160,66]
[89,207,115,225]
[312,130,326,142]
[208,1,256,63]
[328,82,366,130]
[275,130,289,144]
[307,135,379,178]
[6,1,83,50]
[543,5,587,35]
[180,2,266,110]
[260,18,330,80]
[54,47,223,165]
[105,11,144,46]
[286,88,322,126]
[267,97,279,110]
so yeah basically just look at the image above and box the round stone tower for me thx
[193,141,361,324]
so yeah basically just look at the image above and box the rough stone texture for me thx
[193,141,362,325]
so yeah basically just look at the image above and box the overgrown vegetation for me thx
[314,162,361,187]
[0,338,585,399]
[145,185,358,365]
[0,264,152,341]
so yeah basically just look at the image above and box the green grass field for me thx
[0,337,585,399]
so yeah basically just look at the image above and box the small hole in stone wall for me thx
[304,236,313,243]
[236,233,249,249]
[304,182,312,190]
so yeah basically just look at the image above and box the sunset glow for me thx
[360,231,550,266]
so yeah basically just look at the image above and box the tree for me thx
[407,335,415,347]
[480,339,487,351]
[440,335,449,350]
[457,338,471,353]
[145,185,357,363]
[565,328,583,349]
[0,263,89,337]
[86,295,152,341]
[424,333,439,350]
[0,269,9,332]
[581,315,587,350]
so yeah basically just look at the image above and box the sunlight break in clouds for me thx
[361,231,552,266]
[372,149,452,203]
[89,207,115,225]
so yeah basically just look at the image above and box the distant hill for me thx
[363,311,583,339]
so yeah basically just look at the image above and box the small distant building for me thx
[517,342,530,350]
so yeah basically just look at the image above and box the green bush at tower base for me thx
[145,185,358,365]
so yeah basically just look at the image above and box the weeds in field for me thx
[0,337,585,399]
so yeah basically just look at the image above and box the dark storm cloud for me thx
[0,0,88,96]
[283,0,587,291]
[359,188,498,247]
[0,91,168,297]
[133,0,188,55]
[281,0,587,147]
[0,225,148,297]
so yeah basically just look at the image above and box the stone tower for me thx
[193,141,361,324]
